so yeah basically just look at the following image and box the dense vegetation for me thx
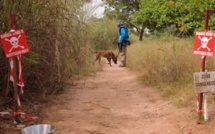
[0,0,117,113]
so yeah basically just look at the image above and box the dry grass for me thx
[127,35,215,107]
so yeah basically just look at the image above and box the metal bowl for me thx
[21,124,56,134]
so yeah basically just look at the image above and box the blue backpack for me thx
[119,26,131,45]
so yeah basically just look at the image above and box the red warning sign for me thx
[194,31,215,57]
[0,29,30,58]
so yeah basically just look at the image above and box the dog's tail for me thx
[89,48,98,54]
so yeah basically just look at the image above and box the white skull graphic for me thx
[197,36,212,51]
[5,35,24,52]
[10,37,19,48]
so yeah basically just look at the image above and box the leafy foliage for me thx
[104,0,140,27]
[132,0,215,36]
[104,0,215,36]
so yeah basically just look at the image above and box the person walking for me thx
[117,22,130,67]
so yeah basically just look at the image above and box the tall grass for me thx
[127,34,215,107]
[88,19,119,50]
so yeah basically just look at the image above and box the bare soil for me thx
[43,63,215,134]
[3,62,215,133]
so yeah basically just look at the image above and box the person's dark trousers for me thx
[118,43,123,52]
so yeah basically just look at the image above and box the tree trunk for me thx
[139,28,144,41]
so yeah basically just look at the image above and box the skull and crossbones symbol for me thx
[197,36,212,51]
[5,35,24,52]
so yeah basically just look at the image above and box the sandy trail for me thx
[44,63,215,134]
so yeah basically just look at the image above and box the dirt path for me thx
[44,63,215,134]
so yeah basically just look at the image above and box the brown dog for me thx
[89,48,118,66]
